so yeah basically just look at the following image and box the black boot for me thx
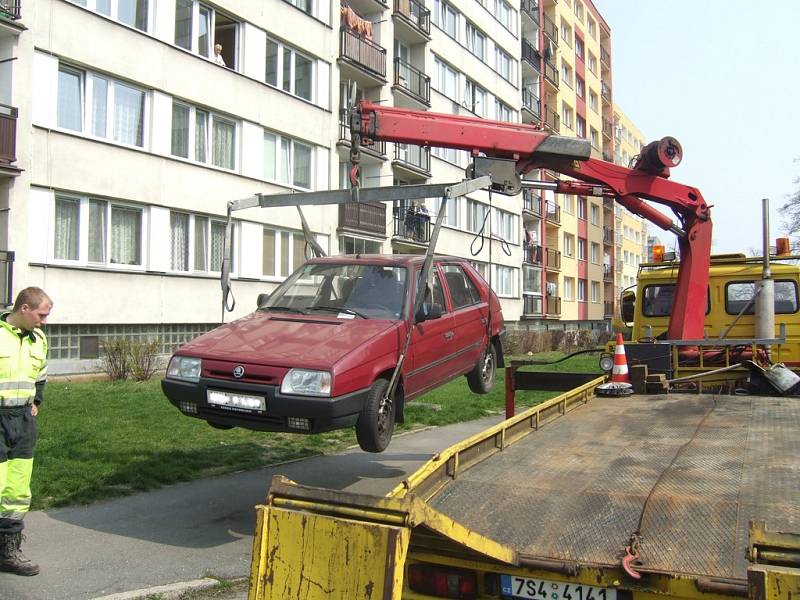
[0,532,40,576]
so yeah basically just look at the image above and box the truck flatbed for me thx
[426,393,799,581]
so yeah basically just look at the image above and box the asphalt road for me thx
[2,415,502,600]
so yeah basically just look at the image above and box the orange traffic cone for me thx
[611,333,630,383]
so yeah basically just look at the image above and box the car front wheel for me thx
[356,378,395,453]
[466,342,497,394]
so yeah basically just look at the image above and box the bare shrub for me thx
[101,339,131,381]
[576,329,594,349]
[129,339,161,381]
[549,330,565,351]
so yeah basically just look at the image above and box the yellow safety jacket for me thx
[0,314,48,408]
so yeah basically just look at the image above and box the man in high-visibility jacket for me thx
[0,287,51,576]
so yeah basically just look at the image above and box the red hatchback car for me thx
[162,254,505,452]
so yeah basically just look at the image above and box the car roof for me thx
[305,254,467,267]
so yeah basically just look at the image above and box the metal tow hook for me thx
[622,533,643,580]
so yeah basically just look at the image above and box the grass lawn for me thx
[33,351,601,510]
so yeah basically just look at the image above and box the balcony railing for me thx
[601,80,612,101]
[523,243,543,264]
[604,300,614,318]
[0,250,13,307]
[521,38,541,71]
[393,208,431,243]
[600,46,611,67]
[545,248,561,270]
[602,117,613,139]
[544,200,561,224]
[394,57,430,104]
[339,202,386,236]
[603,226,613,244]
[0,1,20,20]
[546,296,561,315]
[0,105,18,164]
[522,87,540,118]
[521,0,539,24]
[339,109,385,155]
[393,0,430,36]
[602,151,614,162]
[544,59,559,87]
[523,189,541,216]
[523,294,542,315]
[394,143,430,173]
[543,105,560,132]
[340,27,387,78]
[603,263,613,281]
[543,14,558,43]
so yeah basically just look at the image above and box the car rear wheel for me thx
[356,378,395,453]
[466,342,497,394]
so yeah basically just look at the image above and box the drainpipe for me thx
[755,198,774,355]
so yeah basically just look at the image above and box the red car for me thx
[162,254,505,452]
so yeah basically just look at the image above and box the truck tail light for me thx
[407,563,477,599]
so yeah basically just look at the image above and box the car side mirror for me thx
[415,302,442,323]
[620,291,635,324]
[257,293,270,309]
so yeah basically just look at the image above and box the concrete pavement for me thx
[2,415,502,600]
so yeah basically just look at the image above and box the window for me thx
[587,17,596,38]
[57,65,146,147]
[464,80,487,117]
[263,228,308,277]
[587,52,597,74]
[561,62,572,88]
[171,101,237,170]
[442,265,481,309]
[494,208,518,243]
[432,145,464,166]
[590,203,599,225]
[575,37,584,61]
[467,199,488,233]
[561,102,573,129]
[494,0,515,33]
[265,38,314,102]
[562,194,574,214]
[433,0,458,38]
[577,197,587,219]
[53,194,144,267]
[264,131,314,189]
[470,260,488,281]
[577,278,586,301]
[433,197,459,227]
[523,265,541,294]
[433,57,458,100]
[591,280,599,303]
[577,237,586,261]
[341,235,381,255]
[564,277,574,301]
[493,265,517,296]
[495,47,514,83]
[70,0,149,30]
[573,1,584,21]
[563,233,574,257]
[725,280,799,315]
[175,0,239,68]
[576,116,586,138]
[560,20,572,47]
[466,22,486,60]
[495,99,513,122]
[590,242,599,263]
[169,211,230,272]
[588,90,598,112]
[590,127,599,149]
[576,76,585,98]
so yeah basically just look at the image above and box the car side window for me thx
[420,268,447,311]
[441,265,481,310]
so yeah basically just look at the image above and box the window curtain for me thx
[262,228,275,276]
[88,199,107,263]
[54,198,80,260]
[195,110,208,162]
[91,76,108,137]
[170,212,189,271]
[210,221,226,271]
[194,216,208,271]
[113,83,144,146]
[111,206,141,265]
[171,103,190,158]
[57,68,82,131]
[212,117,235,170]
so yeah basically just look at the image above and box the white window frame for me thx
[263,131,315,190]
[171,100,238,171]
[433,0,458,39]
[492,264,517,297]
[578,279,586,301]
[587,53,597,75]
[434,196,459,228]
[465,22,486,60]
[495,47,514,83]
[590,242,599,264]
[69,0,150,31]
[591,280,599,303]
[464,80,486,117]
[263,227,310,279]
[495,99,513,122]
[175,0,239,67]
[577,237,586,261]
[576,116,586,138]
[265,37,316,103]
[466,199,488,234]
[433,57,459,101]
[493,0,516,34]
[493,207,518,244]
[561,62,573,89]
[563,233,574,257]
[590,203,599,226]
[168,211,231,274]
[564,277,574,301]
[561,102,573,130]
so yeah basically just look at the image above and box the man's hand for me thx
[31,405,38,417]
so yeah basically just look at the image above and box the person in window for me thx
[213,44,226,67]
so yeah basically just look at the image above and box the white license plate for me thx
[207,390,265,412]
[500,576,616,600]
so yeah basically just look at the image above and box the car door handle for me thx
[480,317,487,325]
[444,331,455,341]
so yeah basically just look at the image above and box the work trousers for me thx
[0,406,37,534]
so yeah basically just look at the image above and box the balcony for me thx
[521,0,539,24]
[523,243,543,265]
[543,105,560,132]
[393,143,431,177]
[603,226,613,244]
[544,200,560,224]
[601,80,612,101]
[339,109,386,157]
[600,46,611,68]
[523,188,541,216]
[543,14,558,44]
[604,300,614,318]
[602,117,613,139]
[521,38,541,71]
[545,248,561,271]
[523,294,542,315]
[0,1,20,20]
[393,57,430,106]
[0,249,12,307]
[392,0,431,42]
[340,27,387,81]
[521,87,540,119]
[546,295,561,316]
[393,208,431,244]
[0,104,17,164]
[544,59,559,88]
[603,263,613,281]
[602,151,614,162]
[339,202,386,236]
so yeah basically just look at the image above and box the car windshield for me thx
[262,263,408,320]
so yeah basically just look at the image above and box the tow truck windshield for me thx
[261,262,408,320]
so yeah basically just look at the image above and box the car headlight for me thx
[280,369,332,397]
[166,356,202,382]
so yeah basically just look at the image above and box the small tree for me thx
[129,339,161,381]
[101,339,131,381]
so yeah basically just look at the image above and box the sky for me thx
[593,0,800,254]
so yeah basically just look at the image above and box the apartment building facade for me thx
[0,0,642,372]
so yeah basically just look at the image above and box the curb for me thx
[90,577,221,600]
